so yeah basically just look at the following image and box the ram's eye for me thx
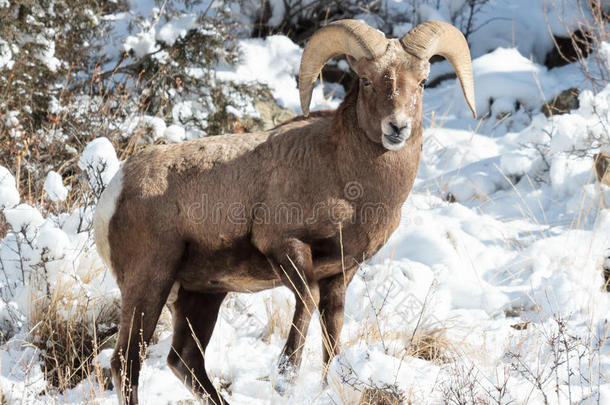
[361,77,372,86]
[418,78,427,88]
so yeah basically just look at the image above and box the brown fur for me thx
[101,39,435,404]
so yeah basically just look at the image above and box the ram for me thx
[94,19,476,404]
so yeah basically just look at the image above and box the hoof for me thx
[273,356,297,395]
[273,373,293,395]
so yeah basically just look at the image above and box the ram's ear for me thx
[346,55,359,74]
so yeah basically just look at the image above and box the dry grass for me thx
[342,307,455,365]
[29,286,119,391]
[262,295,292,342]
[0,215,7,240]
[358,386,407,405]
[406,331,453,363]
[342,328,455,365]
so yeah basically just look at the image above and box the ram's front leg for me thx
[319,265,359,378]
[267,238,320,393]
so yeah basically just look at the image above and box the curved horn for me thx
[299,19,388,116]
[401,21,477,119]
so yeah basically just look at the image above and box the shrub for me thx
[0,0,265,207]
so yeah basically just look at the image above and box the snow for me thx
[456,0,591,63]
[417,4,447,23]
[123,28,158,58]
[601,41,610,65]
[446,47,562,118]
[0,166,19,209]
[156,14,198,45]
[43,171,68,202]
[217,35,340,113]
[0,37,13,70]
[3,204,44,238]
[35,33,60,73]
[416,84,609,202]
[500,151,535,175]
[329,344,441,402]
[163,124,186,143]
[120,2,212,59]
[0,338,45,404]
[37,222,71,260]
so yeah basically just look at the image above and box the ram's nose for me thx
[389,122,407,136]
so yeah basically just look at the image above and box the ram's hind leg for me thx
[111,250,181,405]
[167,287,227,405]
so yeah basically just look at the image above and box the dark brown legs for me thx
[167,288,227,405]
[111,253,179,405]
[111,234,357,402]
[264,238,360,391]
[267,238,320,391]
[318,266,358,375]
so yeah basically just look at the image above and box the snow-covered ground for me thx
[0,1,609,404]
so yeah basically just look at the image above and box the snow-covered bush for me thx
[0,0,125,128]
[0,140,120,390]
[546,0,609,89]
[235,0,494,45]
[522,85,610,198]
[0,0,265,208]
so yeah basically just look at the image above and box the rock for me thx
[511,322,530,330]
[254,99,297,130]
[544,29,593,69]
[594,152,610,186]
[225,98,296,134]
[322,63,356,90]
[541,88,580,117]
[427,72,457,89]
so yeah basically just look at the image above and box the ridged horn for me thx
[299,19,388,116]
[401,21,477,119]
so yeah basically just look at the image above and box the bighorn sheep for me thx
[94,19,476,404]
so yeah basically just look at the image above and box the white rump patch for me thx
[93,166,123,274]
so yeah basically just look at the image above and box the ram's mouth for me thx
[382,132,407,150]
[384,133,404,144]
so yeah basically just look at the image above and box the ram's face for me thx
[350,41,429,151]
